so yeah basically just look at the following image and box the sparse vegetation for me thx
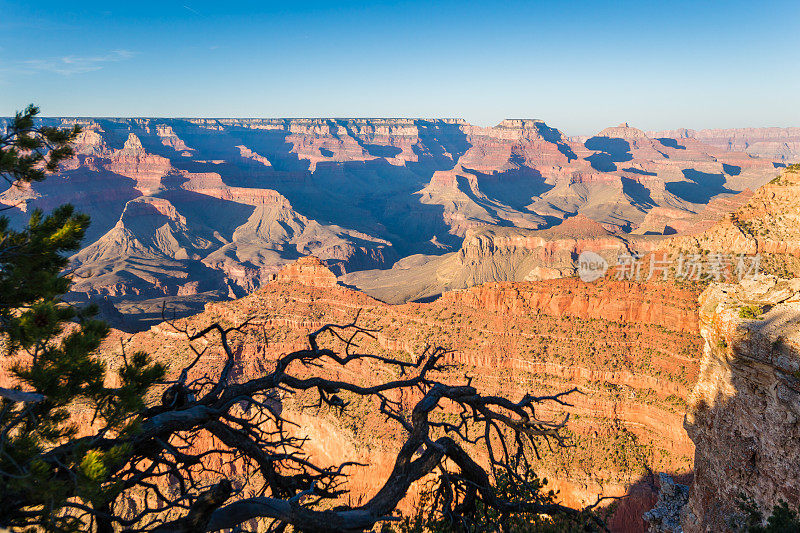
[768,164,799,184]
[733,497,800,532]
[739,305,764,319]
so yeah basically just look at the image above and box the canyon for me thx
[648,127,800,162]
[3,117,800,530]
[666,163,800,279]
[0,118,791,329]
[107,256,703,531]
[643,165,800,531]
[96,165,800,531]
[681,275,800,531]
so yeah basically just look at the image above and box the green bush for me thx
[739,305,763,319]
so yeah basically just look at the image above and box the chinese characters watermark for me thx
[578,251,761,283]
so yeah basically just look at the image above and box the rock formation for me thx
[105,133,172,194]
[667,164,800,278]
[104,263,703,532]
[651,127,800,162]
[678,275,800,531]
[344,214,667,303]
[641,165,800,531]
[271,255,338,287]
[4,115,799,530]
[643,474,691,533]
[0,117,785,327]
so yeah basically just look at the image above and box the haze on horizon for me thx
[1,0,798,137]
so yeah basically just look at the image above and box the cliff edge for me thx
[680,275,800,531]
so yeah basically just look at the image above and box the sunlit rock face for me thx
[0,117,785,328]
[666,165,800,278]
[272,255,338,287]
[678,276,800,531]
[99,258,703,532]
[636,163,800,531]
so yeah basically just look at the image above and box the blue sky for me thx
[1,0,798,135]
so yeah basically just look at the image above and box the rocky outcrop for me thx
[156,124,194,153]
[644,474,691,533]
[236,145,271,167]
[452,215,658,281]
[272,256,338,287]
[667,165,800,277]
[634,190,754,236]
[105,133,171,193]
[681,275,800,531]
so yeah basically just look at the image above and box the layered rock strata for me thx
[344,214,667,303]
[0,117,785,327]
[667,165,800,278]
[651,128,800,162]
[106,261,702,531]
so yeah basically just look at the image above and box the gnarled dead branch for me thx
[4,315,604,532]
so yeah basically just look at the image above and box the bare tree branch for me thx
[4,312,603,532]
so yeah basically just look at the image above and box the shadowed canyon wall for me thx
[646,166,800,532]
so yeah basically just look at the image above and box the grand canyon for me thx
[0,117,795,328]
[3,2,799,531]
[2,114,799,532]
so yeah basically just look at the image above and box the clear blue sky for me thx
[1,0,798,136]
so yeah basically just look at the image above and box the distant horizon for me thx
[2,0,798,137]
[14,115,800,139]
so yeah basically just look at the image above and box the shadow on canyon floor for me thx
[666,169,737,204]
[463,154,555,212]
[82,292,227,333]
[534,121,578,161]
[584,136,633,172]
[656,138,686,150]
[621,177,657,209]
